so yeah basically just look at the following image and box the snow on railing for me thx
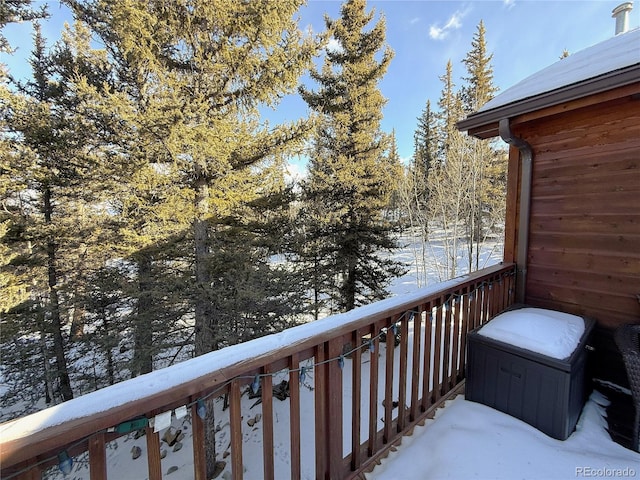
[0,263,516,480]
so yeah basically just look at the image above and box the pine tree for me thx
[411,100,438,226]
[460,20,498,114]
[413,100,437,202]
[437,59,459,160]
[293,127,339,317]
[0,22,112,405]
[459,21,504,270]
[385,130,404,223]
[68,2,319,475]
[300,0,403,311]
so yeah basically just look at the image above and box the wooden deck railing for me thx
[0,263,516,480]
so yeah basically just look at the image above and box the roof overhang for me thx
[457,63,640,139]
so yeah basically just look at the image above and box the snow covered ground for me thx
[387,229,504,295]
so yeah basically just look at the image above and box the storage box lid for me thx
[477,308,585,360]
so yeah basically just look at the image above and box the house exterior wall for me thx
[507,94,640,330]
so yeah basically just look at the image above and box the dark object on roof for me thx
[614,324,640,452]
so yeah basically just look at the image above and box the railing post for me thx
[410,306,422,422]
[470,282,480,330]
[432,302,443,404]
[261,364,274,480]
[288,354,301,480]
[314,343,328,479]
[229,379,243,480]
[509,268,516,305]
[421,304,433,411]
[490,278,498,318]
[459,286,471,376]
[383,317,395,444]
[351,328,363,471]
[442,298,453,393]
[397,314,409,433]
[327,338,344,479]
[450,296,462,387]
[482,283,490,326]
[191,400,207,480]
[145,425,162,480]
[89,431,107,480]
[367,322,381,457]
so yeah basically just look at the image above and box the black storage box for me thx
[465,308,595,440]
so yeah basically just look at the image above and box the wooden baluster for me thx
[432,302,443,404]
[472,283,481,330]
[351,329,362,471]
[450,296,462,388]
[89,431,107,480]
[490,277,499,318]
[509,268,516,306]
[511,267,517,305]
[191,400,207,480]
[289,354,301,480]
[327,338,344,479]
[487,278,497,321]
[145,425,162,480]
[261,365,274,480]
[421,304,433,411]
[229,379,243,480]
[442,297,453,394]
[482,283,490,326]
[314,343,328,479]
[410,305,422,422]
[367,323,380,457]
[459,287,471,375]
[383,317,395,444]
[397,313,409,433]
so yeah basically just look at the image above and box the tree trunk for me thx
[194,176,215,356]
[102,308,116,386]
[44,187,74,402]
[343,234,357,311]
[133,255,154,376]
[40,332,53,404]
[192,174,218,477]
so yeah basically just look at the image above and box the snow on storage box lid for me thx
[477,308,585,360]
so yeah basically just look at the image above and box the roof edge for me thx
[457,63,640,137]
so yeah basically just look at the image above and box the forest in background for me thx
[0,0,505,453]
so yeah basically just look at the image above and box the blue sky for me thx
[2,0,639,170]
[296,0,640,165]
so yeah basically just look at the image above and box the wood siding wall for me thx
[510,95,640,329]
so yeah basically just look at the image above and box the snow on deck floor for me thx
[367,391,639,480]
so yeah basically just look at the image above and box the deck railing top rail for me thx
[1,262,516,480]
